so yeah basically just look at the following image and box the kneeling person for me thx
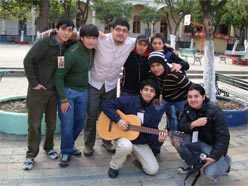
[101,79,168,178]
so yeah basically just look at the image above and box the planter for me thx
[217,96,248,127]
[0,95,60,135]
[232,58,248,66]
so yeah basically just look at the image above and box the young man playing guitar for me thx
[101,79,168,178]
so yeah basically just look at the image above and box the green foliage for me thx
[49,0,77,21]
[92,0,132,29]
[0,0,39,20]
[139,6,163,29]
[220,0,248,28]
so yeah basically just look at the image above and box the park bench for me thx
[178,48,202,65]
[215,72,248,102]
[236,52,248,65]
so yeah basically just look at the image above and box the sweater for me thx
[54,42,93,102]
[150,71,192,102]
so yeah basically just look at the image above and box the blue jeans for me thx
[175,135,231,179]
[58,88,88,155]
[154,100,187,131]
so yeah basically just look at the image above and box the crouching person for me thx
[175,84,231,184]
[101,79,168,178]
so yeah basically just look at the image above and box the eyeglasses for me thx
[114,27,128,34]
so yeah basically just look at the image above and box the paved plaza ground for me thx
[0,44,247,186]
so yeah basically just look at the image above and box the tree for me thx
[139,6,163,35]
[92,0,132,31]
[35,0,50,32]
[220,0,248,42]
[156,0,197,36]
[199,0,227,102]
[49,0,77,28]
[76,0,90,29]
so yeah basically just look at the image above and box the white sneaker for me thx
[23,158,34,170]
[47,149,58,160]
[177,164,192,174]
[204,176,218,184]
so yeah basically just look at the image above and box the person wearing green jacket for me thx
[23,16,75,170]
[54,24,99,167]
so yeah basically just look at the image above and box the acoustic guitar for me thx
[97,109,185,141]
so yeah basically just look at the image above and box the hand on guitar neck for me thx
[97,110,186,141]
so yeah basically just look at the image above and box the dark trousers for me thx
[84,84,116,148]
[26,86,58,158]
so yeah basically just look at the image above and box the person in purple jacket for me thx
[101,78,168,178]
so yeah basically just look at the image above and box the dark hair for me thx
[140,78,159,95]
[56,16,75,29]
[151,33,166,44]
[112,18,130,31]
[188,83,206,96]
[79,24,99,38]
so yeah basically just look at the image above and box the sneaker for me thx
[177,164,192,174]
[23,158,34,170]
[72,148,82,157]
[47,149,58,160]
[108,167,118,178]
[102,142,116,153]
[83,147,94,157]
[59,154,70,168]
[204,176,217,184]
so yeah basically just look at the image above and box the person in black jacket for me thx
[175,84,231,183]
[102,79,167,178]
[120,35,150,95]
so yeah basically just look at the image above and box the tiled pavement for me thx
[0,44,248,186]
[0,125,247,186]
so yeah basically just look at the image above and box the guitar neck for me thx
[128,125,184,140]
[129,125,161,135]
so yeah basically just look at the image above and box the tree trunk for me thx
[201,6,216,102]
[203,40,216,102]
[36,0,50,32]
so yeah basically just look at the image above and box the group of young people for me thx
[22,16,231,184]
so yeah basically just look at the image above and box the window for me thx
[160,18,167,39]
[133,15,140,33]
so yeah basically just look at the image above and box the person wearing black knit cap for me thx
[148,51,192,132]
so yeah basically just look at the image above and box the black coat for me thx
[120,51,150,94]
[178,100,230,161]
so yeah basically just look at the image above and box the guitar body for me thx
[97,110,141,140]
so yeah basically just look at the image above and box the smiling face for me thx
[187,89,205,109]
[140,85,156,103]
[55,25,73,43]
[151,37,165,51]
[80,36,97,49]
[111,25,129,45]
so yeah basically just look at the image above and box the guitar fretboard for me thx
[129,125,161,135]
[128,124,184,139]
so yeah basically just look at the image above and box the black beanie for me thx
[148,51,167,68]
